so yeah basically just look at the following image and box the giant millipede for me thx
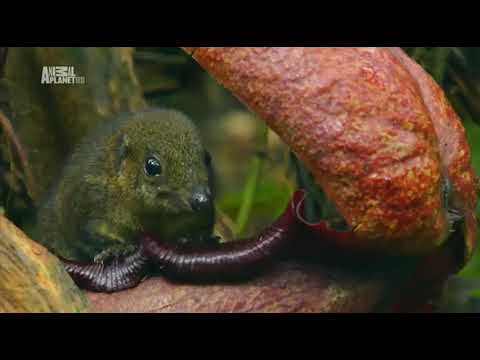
[60,190,305,292]
[60,245,150,293]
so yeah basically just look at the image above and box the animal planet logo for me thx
[41,66,85,85]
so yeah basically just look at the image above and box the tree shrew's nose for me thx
[189,185,212,212]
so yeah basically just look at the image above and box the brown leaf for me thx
[87,260,394,313]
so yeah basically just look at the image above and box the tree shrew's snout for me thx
[162,185,213,215]
[189,185,213,212]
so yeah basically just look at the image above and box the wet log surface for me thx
[0,215,88,312]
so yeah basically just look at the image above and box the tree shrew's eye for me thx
[144,157,162,176]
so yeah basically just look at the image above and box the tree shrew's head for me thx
[112,108,215,244]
